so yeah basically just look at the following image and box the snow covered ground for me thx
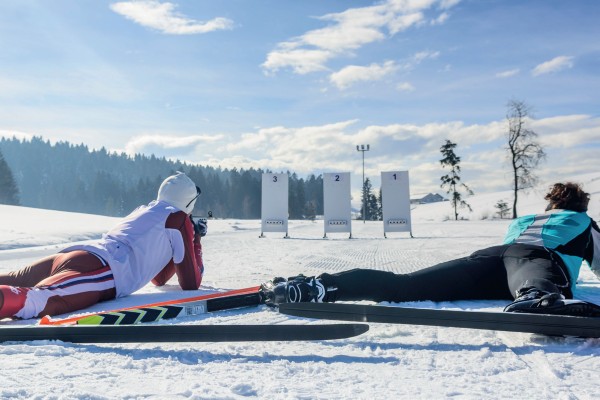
[1,173,599,399]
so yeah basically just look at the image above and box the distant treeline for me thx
[0,136,324,219]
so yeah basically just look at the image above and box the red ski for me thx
[39,286,262,326]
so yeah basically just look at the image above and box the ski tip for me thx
[38,314,77,326]
[352,323,370,336]
[311,323,369,339]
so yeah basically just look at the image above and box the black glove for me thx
[190,216,208,237]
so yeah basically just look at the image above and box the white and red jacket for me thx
[63,200,203,297]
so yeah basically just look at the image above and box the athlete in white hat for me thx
[0,172,207,320]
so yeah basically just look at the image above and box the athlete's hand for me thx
[190,216,208,237]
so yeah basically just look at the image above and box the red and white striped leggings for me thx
[0,250,116,319]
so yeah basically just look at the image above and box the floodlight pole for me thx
[356,144,370,223]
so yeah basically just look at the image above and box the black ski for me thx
[0,323,368,343]
[279,303,600,338]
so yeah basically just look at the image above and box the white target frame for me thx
[381,170,413,238]
[323,172,352,238]
[260,173,289,238]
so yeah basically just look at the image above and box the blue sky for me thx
[1,0,599,204]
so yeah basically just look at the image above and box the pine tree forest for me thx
[0,137,325,219]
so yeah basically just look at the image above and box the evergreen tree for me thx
[440,139,473,220]
[360,178,380,221]
[376,188,383,221]
[289,173,306,219]
[0,149,19,205]
[305,174,323,215]
[367,191,379,221]
[495,200,510,219]
[240,169,260,218]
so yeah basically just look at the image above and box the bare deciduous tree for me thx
[506,100,545,218]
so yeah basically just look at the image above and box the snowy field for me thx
[1,173,599,399]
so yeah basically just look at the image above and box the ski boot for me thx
[260,275,326,306]
[504,288,600,317]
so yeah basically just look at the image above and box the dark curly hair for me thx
[544,182,590,212]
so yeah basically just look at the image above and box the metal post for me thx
[356,144,370,223]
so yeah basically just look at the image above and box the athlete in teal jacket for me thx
[504,208,600,292]
[262,182,600,317]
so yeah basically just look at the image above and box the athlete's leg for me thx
[0,255,58,318]
[501,244,600,316]
[1,251,116,319]
[0,254,57,287]
[502,244,571,298]
[310,245,512,303]
[261,246,514,305]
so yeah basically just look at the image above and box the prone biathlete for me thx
[262,182,600,316]
[0,172,207,320]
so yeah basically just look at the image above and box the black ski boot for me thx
[260,275,327,306]
[504,288,600,317]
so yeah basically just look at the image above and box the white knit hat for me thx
[157,172,198,214]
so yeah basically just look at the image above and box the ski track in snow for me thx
[1,174,599,399]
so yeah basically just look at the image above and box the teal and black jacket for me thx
[503,210,600,289]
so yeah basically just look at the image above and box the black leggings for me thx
[319,244,572,303]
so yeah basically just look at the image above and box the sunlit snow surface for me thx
[1,173,599,399]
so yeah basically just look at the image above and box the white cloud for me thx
[431,12,449,25]
[532,56,574,76]
[0,129,34,141]
[356,124,414,142]
[330,61,398,89]
[327,50,439,89]
[387,12,427,34]
[412,50,440,63]
[225,120,360,155]
[439,0,462,9]
[495,68,520,78]
[125,134,225,157]
[110,1,234,35]
[262,48,332,75]
[210,118,508,179]
[397,82,415,92]
[262,0,457,74]
[532,115,600,147]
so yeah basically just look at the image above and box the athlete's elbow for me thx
[151,277,167,287]
[180,277,202,290]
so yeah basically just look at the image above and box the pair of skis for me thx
[3,284,599,342]
[0,286,368,343]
